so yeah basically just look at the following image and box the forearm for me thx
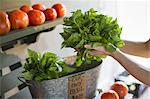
[110,50,150,86]
[120,40,150,58]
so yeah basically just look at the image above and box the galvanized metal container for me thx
[27,60,102,99]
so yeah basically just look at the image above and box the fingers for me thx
[84,44,110,56]
[84,44,106,51]
[93,46,106,51]
[89,50,106,56]
[63,56,76,65]
[84,44,92,49]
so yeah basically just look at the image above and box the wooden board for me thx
[8,87,32,99]
[0,53,20,69]
[0,77,2,97]
[2,67,23,94]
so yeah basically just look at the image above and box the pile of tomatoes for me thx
[0,3,66,36]
[101,81,128,99]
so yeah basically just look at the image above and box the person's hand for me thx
[84,44,111,56]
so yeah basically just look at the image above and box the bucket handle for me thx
[18,77,32,86]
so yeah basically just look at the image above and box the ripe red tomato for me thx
[101,90,119,99]
[28,10,45,26]
[0,12,11,35]
[52,3,66,17]
[32,3,46,11]
[43,8,57,21]
[20,5,33,13]
[111,82,128,98]
[9,10,29,29]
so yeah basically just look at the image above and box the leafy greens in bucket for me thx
[60,8,124,66]
[22,49,75,81]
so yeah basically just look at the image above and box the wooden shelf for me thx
[0,53,21,69]
[0,17,64,98]
[0,18,63,46]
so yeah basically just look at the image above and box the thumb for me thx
[92,46,106,52]
[84,44,92,49]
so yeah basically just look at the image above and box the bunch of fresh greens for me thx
[22,49,75,81]
[60,8,124,66]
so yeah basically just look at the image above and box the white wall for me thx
[117,0,150,41]
[116,0,150,68]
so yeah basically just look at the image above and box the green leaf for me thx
[22,71,33,80]
[92,43,103,48]
[34,75,45,81]
[88,35,102,42]
[106,43,116,52]
[22,49,76,81]
[75,56,83,67]
[28,49,38,60]
[65,33,81,47]
[47,71,59,79]
[61,8,124,66]
[75,39,85,48]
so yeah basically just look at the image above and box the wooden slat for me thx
[2,67,23,94]
[0,71,1,76]
[8,87,32,99]
[0,53,21,69]
[2,67,11,76]
[2,61,23,76]
[0,77,2,97]
[0,18,63,46]
[4,87,20,99]
[3,83,27,99]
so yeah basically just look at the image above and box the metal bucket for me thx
[27,60,102,99]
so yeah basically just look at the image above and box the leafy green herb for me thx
[60,8,124,66]
[22,49,75,81]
